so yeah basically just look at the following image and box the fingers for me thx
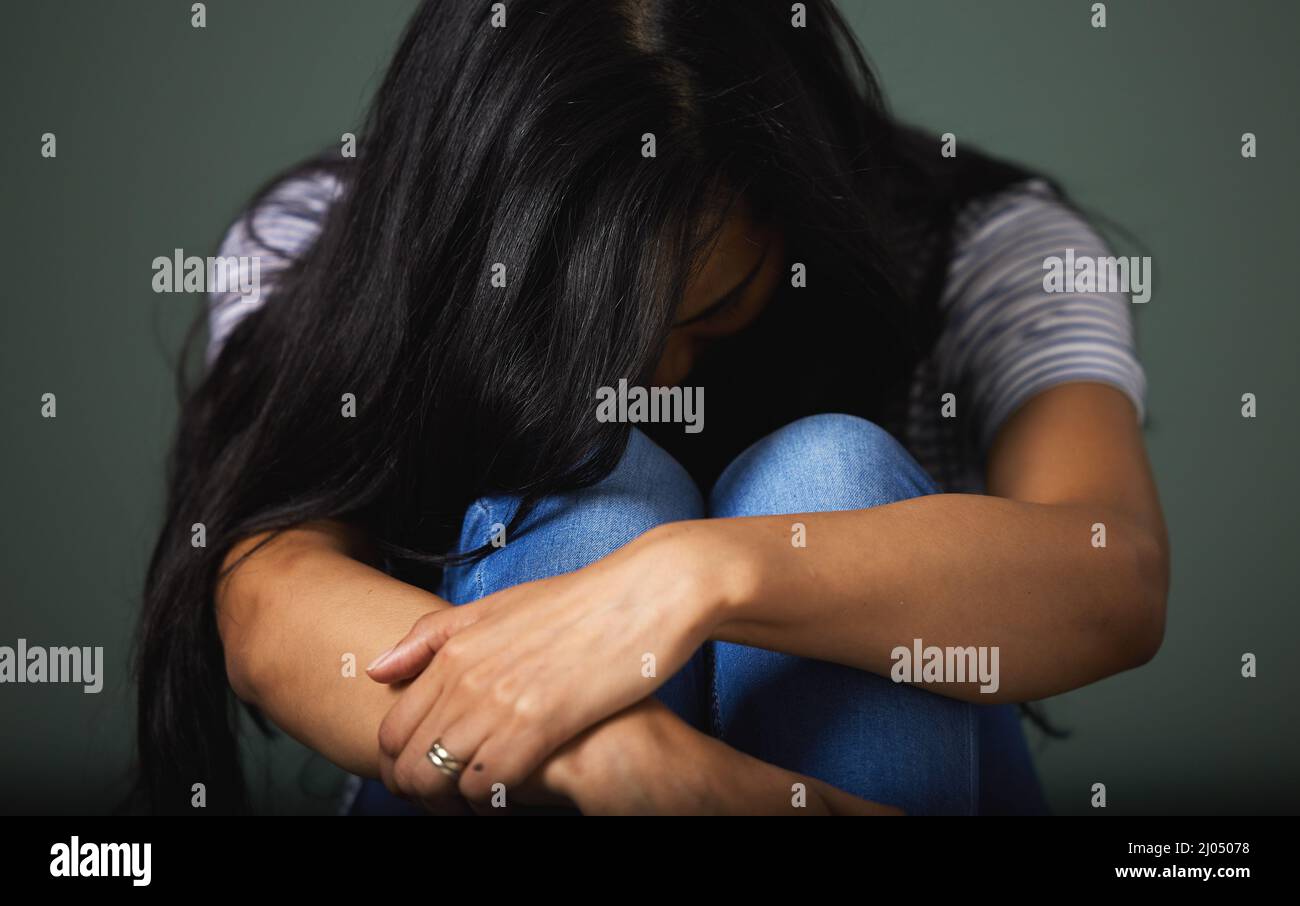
[456,726,554,805]
[387,712,464,808]
[378,673,465,811]
[400,710,554,810]
[379,730,468,815]
[377,661,446,767]
[381,666,557,811]
[367,605,479,683]
[386,695,493,811]
[376,638,485,808]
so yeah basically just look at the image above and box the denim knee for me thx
[441,429,705,604]
[709,413,939,518]
[707,415,974,813]
[440,429,711,735]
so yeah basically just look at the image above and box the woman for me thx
[136,0,1168,815]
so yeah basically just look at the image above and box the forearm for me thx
[215,534,863,814]
[551,699,898,815]
[660,492,1168,703]
[216,521,448,776]
[212,525,736,814]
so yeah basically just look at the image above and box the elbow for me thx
[215,524,352,708]
[215,546,276,708]
[221,627,265,707]
[218,595,266,707]
[214,529,310,706]
[1119,524,1170,668]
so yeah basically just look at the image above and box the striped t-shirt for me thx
[208,172,1145,493]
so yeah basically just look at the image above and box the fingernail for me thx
[367,647,395,671]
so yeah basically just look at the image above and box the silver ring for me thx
[427,739,465,778]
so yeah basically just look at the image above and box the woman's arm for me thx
[550,698,899,815]
[216,521,443,777]
[703,382,1169,702]
[216,523,895,813]
[369,383,1169,784]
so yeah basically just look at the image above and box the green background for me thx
[2,0,1296,815]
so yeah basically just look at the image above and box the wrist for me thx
[640,519,763,636]
[541,699,710,814]
[542,698,849,815]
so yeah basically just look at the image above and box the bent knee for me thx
[710,413,938,517]
[445,430,703,599]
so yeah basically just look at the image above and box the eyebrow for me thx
[672,241,770,329]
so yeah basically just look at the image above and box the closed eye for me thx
[672,242,769,329]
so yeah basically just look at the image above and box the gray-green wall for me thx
[2,0,1296,814]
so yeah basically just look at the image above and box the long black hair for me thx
[135,0,1047,813]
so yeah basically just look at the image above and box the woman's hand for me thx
[548,697,902,815]
[381,691,902,815]
[368,521,753,806]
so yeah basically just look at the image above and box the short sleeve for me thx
[206,169,343,362]
[934,179,1147,449]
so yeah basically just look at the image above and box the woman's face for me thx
[653,202,785,386]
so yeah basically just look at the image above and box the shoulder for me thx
[936,178,1147,447]
[208,167,345,360]
[944,179,1108,299]
[215,167,344,263]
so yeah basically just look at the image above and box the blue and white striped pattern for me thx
[208,173,1146,493]
[905,178,1145,491]
[206,170,344,364]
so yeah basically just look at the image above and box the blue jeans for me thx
[350,414,1048,815]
